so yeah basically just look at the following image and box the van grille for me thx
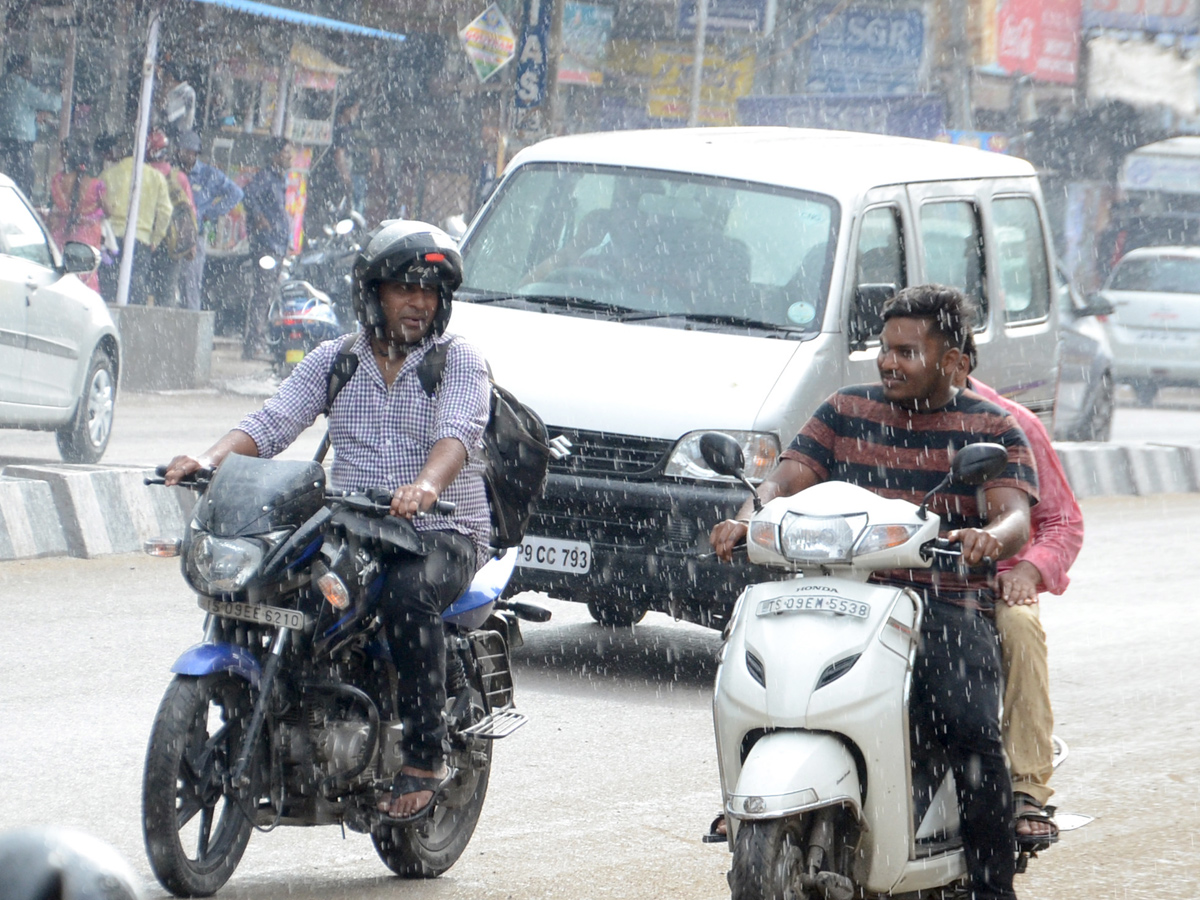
[543,426,674,478]
[528,494,668,549]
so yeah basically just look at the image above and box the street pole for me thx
[116,8,160,308]
[544,0,565,135]
[688,0,710,127]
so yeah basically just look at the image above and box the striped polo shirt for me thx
[781,384,1039,607]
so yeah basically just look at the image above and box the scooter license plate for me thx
[285,349,306,363]
[198,596,307,630]
[756,595,870,618]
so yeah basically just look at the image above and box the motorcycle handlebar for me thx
[327,489,456,518]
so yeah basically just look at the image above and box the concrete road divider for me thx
[0,464,195,561]
[2,442,1200,562]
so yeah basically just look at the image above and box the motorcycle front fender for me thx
[728,730,862,824]
[171,642,263,688]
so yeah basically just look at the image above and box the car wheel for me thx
[1079,372,1115,442]
[56,350,116,463]
[1133,381,1158,407]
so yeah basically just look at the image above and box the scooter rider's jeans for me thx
[378,530,478,772]
[910,596,1017,900]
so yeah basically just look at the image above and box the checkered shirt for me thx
[236,331,492,564]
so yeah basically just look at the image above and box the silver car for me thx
[0,173,120,462]
[1101,245,1200,407]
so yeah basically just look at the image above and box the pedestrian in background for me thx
[48,137,106,292]
[306,95,359,232]
[99,135,173,305]
[156,61,195,137]
[0,54,62,196]
[146,129,198,306]
[175,130,242,311]
[241,138,292,358]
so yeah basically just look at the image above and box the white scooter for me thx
[700,433,1087,899]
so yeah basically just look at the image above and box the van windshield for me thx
[459,163,840,336]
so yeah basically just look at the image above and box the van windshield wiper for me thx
[621,310,797,331]
[458,288,635,317]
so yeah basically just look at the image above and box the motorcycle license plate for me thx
[756,595,870,618]
[515,536,591,574]
[198,596,307,630]
[285,349,306,363]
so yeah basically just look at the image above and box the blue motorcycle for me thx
[140,454,547,896]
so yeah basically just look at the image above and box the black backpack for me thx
[317,334,550,549]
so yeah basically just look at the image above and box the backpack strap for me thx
[315,332,361,464]
[416,339,451,397]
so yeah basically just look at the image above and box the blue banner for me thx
[807,6,926,95]
[737,93,945,140]
[515,0,553,109]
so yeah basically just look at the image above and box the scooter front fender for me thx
[728,730,862,824]
[171,642,263,688]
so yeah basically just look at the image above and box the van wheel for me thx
[1133,381,1158,407]
[1079,372,1114,441]
[56,350,116,464]
[586,595,647,627]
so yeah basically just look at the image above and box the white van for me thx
[451,127,1059,629]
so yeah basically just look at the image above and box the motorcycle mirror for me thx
[700,432,763,512]
[335,218,355,235]
[258,255,278,271]
[951,442,1008,486]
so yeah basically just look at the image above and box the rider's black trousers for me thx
[378,530,477,771]
[910,597,1017,900]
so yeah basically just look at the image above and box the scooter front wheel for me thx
[142,674,258,897]
[729,816,809,900]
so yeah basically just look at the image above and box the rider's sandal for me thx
[376,771,450,826]
[702,813,727,843]
[1014,794,1060,849]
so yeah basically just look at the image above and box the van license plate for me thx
[756,595,870,618]
[516,536,591,574]
[199,596,307,630]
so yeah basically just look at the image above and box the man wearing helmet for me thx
[163,220,491,823]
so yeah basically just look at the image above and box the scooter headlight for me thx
[778,513,867,564]
[186,534,265,594]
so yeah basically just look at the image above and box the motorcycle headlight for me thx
[778,513,867,564]
[186,534,265,594]
[664,431,780,482]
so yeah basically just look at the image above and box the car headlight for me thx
[777,513,867,564]
[186,534,265,594]
[665,430,780,482]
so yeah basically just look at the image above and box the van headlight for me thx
[186,534,265,594]
[665,431,780,482]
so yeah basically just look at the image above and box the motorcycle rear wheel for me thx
[729,816,810,900]
[372,687,493,877]
[142,674,258,897]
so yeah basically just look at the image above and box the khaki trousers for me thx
[994,602,1054,805]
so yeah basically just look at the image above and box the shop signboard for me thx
[806,5,926,95]
[737,93,944,138]
[648,48,755,124]
[560,3,614,85]
[993,0,1082,84]
[461,3,517,82]
[678,0,770,33]
[515,0,552,108]
[1083,0,1199,34]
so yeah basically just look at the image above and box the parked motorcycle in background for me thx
[291,212,366,329]
[140,455,548,896]
[258,253,341,377]
[699,433,1091,900]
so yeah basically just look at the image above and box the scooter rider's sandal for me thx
[1014,794,1060,850]
[702,813,727,843]
[376,771,451,826]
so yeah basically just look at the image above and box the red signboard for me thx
[996,0,1083,84]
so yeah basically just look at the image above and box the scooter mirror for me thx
[335,218,355,235]
[950,442,1008,486]
[258,255,278,271]
[700,432,745,478]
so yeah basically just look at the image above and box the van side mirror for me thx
[849,283,895,350]
[61,241,99,275]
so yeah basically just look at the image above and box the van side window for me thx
[993,197,1050,324]
[920,201,987,329]
[856,207,905,293]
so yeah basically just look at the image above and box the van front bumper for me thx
[507,473,760,628]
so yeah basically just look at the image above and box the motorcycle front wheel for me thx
[372,685,493,877]
[142,674,258,897]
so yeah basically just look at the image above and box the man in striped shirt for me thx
[711,284,1037,900]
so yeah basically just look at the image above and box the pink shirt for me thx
[969,378,1084,594]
